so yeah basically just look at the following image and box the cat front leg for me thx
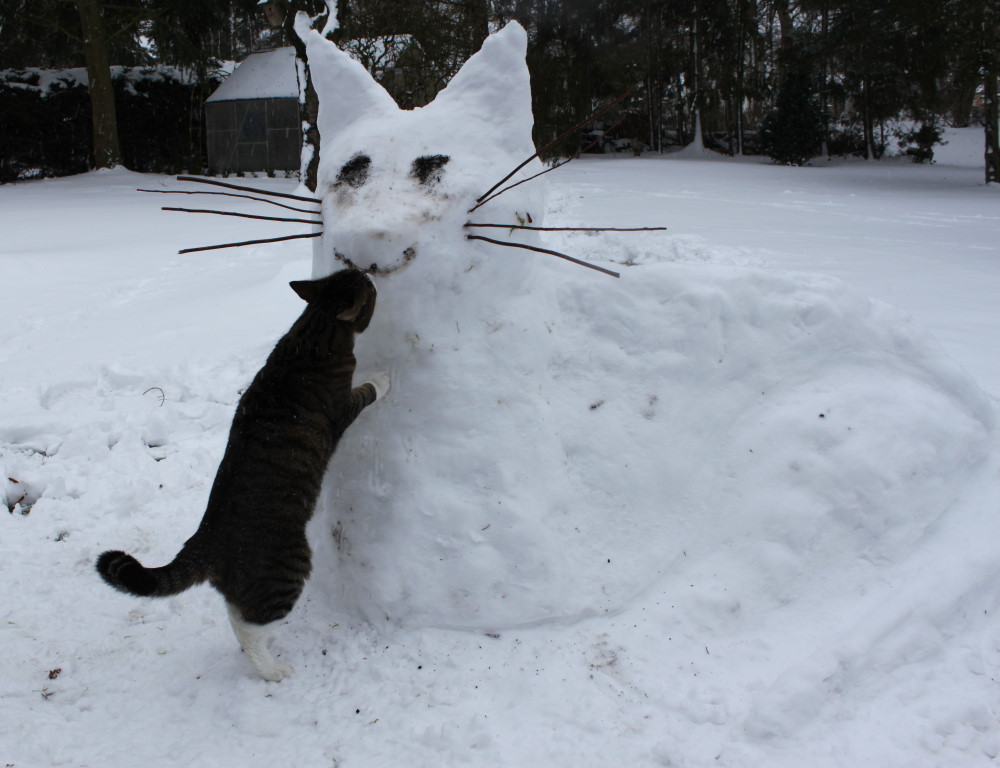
[344,372,391,422]
[367,371,391,401]
[226,602,294,682]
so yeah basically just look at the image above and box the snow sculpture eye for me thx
[410,155,450,186]
[337,153,372,188]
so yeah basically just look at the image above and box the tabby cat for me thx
[97,268,389,681]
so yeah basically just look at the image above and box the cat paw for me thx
[258,661,294,682]
[368,371,391,401]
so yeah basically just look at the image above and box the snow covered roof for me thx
[206,38,414,104]
[206,47,299,102]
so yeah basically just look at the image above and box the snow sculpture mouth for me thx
[334,246,417,276]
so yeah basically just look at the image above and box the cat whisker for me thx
[472,90,632,209]
[178,232,323,255]
[466,234,620,279]
[138,188,321,216]
[465,223,666,233]
[175,176,321,205]
[163,207,320,225]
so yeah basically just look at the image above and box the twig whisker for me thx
[179,232,323,254]
[474,90,633,205]
[469,160,569,213]
[163,207,319,225]
[465,223,666,232]
[138,188,321,215]
[466,234,620,279]
[469,115,633,213]
[175,176,321,204]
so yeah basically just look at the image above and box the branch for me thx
[474,90,633,205]
[468,115,631,213]
[466,234,620,279]
[176,176,321,204]
[465,223,666,232]
[162,207,319,225]
[21,13,82,44]
[138,188,320,215]
[469,159,569,213]
[178,232,323,255]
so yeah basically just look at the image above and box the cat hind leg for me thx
[226,603,294,682]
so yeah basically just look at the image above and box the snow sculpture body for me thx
[290,13,994,639]
[294,17,641,628]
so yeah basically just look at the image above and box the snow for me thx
[206,47,300,102]
[2,27,1000,768]
[1,64,230,97]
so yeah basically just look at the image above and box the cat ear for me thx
[424,22,532,132]
[294,12,398,135]
[335,291,369,322]
[289,280,318,303]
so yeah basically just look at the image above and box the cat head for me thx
[296,17,544,279]
[290,269,377,332]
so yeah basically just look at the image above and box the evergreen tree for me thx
[337,0,490,108]
[493,0,634,154]
[758,47,825,165]
[3,0,997,178]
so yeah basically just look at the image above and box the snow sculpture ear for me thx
[424,22,533,134]
[294,11,398,138]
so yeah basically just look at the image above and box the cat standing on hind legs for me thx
[97,269,390,682]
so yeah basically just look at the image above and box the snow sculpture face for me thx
[295,17,544,277]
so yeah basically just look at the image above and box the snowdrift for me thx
[2,162,998,768]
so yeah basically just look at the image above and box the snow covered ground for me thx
[2,128,999,767]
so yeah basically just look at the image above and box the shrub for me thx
[0,67,220,182]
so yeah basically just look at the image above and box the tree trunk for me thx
[819,0,830,157]
[981,1,1000,184]
[948,66,979,127]
[464,0,490,55]
[76,0,121,168]
[690,6,703,148]
[985,72,1000,184]
[734,0,747,155]
[862,75,875,160]
[774,0,793,50]
[645,0,662,152]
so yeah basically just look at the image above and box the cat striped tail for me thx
[96,540,207,598]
